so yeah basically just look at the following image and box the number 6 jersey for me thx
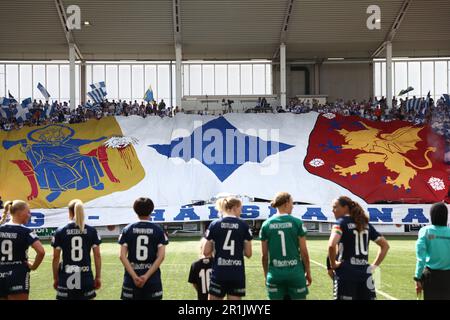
[118,220,169,283]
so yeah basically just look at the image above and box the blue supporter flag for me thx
[37,82,51,100]
[87,88,106,104]
[90,81,107,97]
[406,98,413,112]
[421,91,431,116]
[44,101,57,118]
[443,94,450,107]
[0,97,11,107]
[143,85,154,102]
[15,98,32,122]
[83,101,100,111]
[1,97,12,118]
[414,97,421,112]
[8,91,17,104]
[398,86,414,96]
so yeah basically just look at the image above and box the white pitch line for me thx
[310,259,398,300]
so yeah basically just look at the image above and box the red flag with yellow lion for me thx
[305,113,449,203]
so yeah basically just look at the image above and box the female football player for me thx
[51,199,102,300]
[0,200,45,300]
[188,237,214,300]
[119,197,168,300]
[260,192,312,300]
[203,196,253,300]
[327,196,390,300]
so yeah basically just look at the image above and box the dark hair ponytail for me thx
[337,196,368,232]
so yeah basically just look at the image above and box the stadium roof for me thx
[1,0,449,61]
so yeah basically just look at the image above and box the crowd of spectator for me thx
[282,95,450,143]
[0,98,183,131]
[1,95,449,149]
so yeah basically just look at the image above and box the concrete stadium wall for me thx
[272,62,373,105]
[319,62,374,102]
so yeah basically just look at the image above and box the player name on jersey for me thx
[268,222,293,229]
[131,227,154,234]
[220,222,239,229]
[0,232,18,239]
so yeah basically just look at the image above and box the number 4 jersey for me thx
[118,220,169,284]
[205,216,253,284]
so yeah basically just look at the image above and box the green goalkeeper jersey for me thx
[260,213,307,280]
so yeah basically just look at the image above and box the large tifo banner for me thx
[0,113,448,228]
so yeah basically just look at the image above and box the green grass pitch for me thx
[29,236,418,300]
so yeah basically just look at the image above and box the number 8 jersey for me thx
[51,222,101,272]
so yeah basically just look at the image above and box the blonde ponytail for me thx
[215,196,242,214]
[68,199,85,232]
[1,201,13,225]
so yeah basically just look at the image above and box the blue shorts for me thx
[56,270,96,300]
[209,278,246,298]
[121,273,163,300]
[0,264,30,297]
[333,275,376,300]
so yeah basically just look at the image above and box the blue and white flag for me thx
[143,85,154,102]
[8,91,17,104]
[414,98,422,112]
[87,88,105,104]
[83,101,100,111]
[443,94,450,107]
[90,81,107,97]
[0,97,11,107]
[0,106,13,119]
[406,98,414,112]
[398,86,414,96]
[44,101,57,118]
[419,92,431,116]
[15,98,32,121]
[37,82,51,100]
[1,97,12,118]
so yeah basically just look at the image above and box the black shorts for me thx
[0,264,30,298]
[121,275,163,300]
[422,267,450,300]
[209,279,246,298]
[333,275,376,300]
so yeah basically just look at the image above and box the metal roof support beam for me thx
[273,0,295,60]
[173,0,182,108]
[69,43,76,109]
[54,0,83,60]
[386,41,393,108]
[280,43,287,108]
[372,0,412,58]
